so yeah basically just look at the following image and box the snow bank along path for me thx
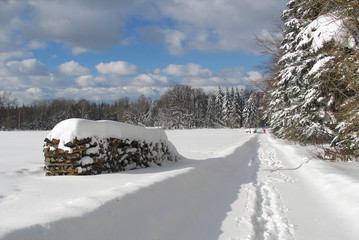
[0,129,358,239]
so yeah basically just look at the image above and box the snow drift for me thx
[44,119,179,175]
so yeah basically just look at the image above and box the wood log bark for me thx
[44,137,178,176]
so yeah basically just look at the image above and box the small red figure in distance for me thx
[263,129,266,133]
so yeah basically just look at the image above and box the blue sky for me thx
[0,0,287,104]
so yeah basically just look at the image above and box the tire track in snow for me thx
[236,137,295,240]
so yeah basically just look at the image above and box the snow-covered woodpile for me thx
[43,119,179,176]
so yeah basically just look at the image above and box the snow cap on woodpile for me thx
[46,118,169,151]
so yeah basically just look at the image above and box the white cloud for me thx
[133,73,168,86]
[75,75,95,87]
[0,56,260,105]
[0,51,32,62]
[243,71,263,90]
[155,0,286,54]
[96,61,138,75]
[0,0,286,57]
[163,63,212,77]
[52,86,161,103]
[71,47,89,56]
[56,61,90,77]
[180,76,224,87]
[25,41,47,50]
[23,0,126,53]
[26,87,42,95]
[133,74,155,85]
[245,71,263,82]
[0,0,24,51]
[163,65,254,89]
[74,74,109,87]
[0,75,55,93]
[8,87,45,105]
[23,87,44,102]
[163,29,187,56]
[5,58,48,76]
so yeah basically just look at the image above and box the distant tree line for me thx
[0,86,265,131]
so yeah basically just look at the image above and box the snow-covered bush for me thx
[43,119,180,175]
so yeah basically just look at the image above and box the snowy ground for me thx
[0,129,358,240]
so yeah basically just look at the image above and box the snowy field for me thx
[0,129,359,240]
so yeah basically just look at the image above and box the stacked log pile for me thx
[44,137,177,176]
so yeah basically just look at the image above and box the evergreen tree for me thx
[222,88,231,127]
[204,94,216,128]
[243,92,259,128]
[238,88,246,127]
[267,0,336,142]
[228,87,241,128]
[267,0,358,160]
[214,87,225,127]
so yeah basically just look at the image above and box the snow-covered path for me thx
[230,134,359,240]
[0,130,358,240]
[226,136,295,240]
[255,135,359,240]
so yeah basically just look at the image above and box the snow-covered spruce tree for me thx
[214,87,225,127]
[268,0,339,143]
[243,92,259,128]
[204,94,216,128]
[318,43,359,160]
[331,0,358,161]
[228,87,242,128]
[222,88,232,127]
[238,88,246,127]
[268,0,359,160]
[312,0,359,160]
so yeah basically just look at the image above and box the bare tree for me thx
[253,19,284,95]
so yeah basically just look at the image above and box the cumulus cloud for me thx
[0,0,284,104]
[25,41,47,50]
[75,75,96,87]
[243,71,263,90]
[0,0,24,51]
[5,59,48,76]
[71,47,89,56]
[0,0,286,55]
[7,87,45,105]
[161,64,257,90]
[23,0,126,53]
[96,61,138,75]
[26,87,42,95]
[154,0,286,54]
[74,74,109,87]
[133,74,155,85]
[163,63,212,77]
[56,61,90,77]
[133,73,168,86]
[163,29,187,56]
[0,51,32,62]
[1,61,261,104]
[0,58,68,95]
[245,71,263,82]
[52,86,161,103]
[0,75,55,94]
